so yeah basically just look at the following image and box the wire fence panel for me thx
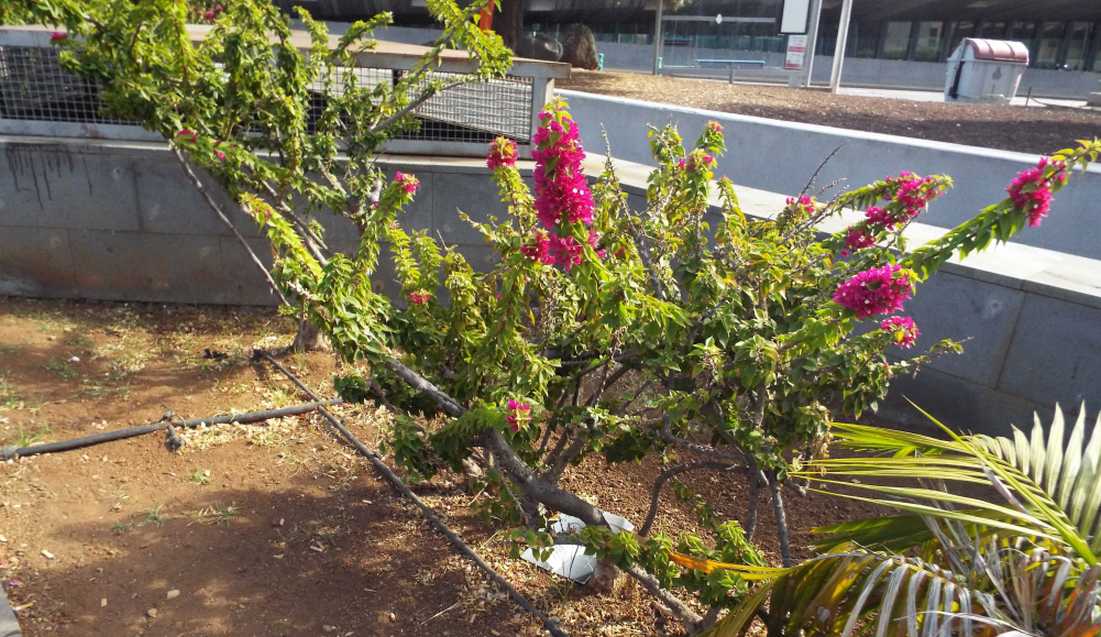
[0,45,131,125]
[1,45,536,148]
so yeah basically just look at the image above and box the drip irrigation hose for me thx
[0,400,339,461]
[254,350,570,637]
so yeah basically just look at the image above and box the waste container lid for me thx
[962,38,1029,64]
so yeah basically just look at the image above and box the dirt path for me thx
[560,71,1101,155]
[0,297,876,636]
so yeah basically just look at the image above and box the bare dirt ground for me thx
[0,297,876,636]
[560,70,1101,155]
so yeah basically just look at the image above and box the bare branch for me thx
[173,149,290,306]
[640,460,740,536]
[625,565,704,629]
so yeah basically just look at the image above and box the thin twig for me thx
[798,144,844,198]
[640,460,740,536]
[173,148,289,306]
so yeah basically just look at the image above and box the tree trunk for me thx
[498,0,524,50]
[291,319,330,353]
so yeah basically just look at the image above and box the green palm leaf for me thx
[808,404,1100,563]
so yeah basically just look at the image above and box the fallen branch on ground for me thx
[0,400,339,461]
[254,349,571,637]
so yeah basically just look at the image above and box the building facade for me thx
[283,0,1101,72]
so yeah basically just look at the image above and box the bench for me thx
[696,58,767,83]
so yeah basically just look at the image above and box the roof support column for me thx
[829,0,854,93]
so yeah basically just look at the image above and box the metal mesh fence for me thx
[1,44,535,145]
[0,45,131,125]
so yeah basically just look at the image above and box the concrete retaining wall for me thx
[1,136,1099,435]
[561,89,1101,261]
[597,40,1101,99]
[0,137,505,305]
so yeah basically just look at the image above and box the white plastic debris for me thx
[519,512,634,584]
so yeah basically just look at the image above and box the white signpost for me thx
[784,34,808,70]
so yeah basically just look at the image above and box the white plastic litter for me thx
[519,512,634,584]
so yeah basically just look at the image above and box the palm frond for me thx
[970,405,1101,554]
[808,404,1100,563]
[703,549,994,637]
[706,545,1101,637]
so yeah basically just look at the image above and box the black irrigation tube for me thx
[254,350,570,637]
[0,400,340,461]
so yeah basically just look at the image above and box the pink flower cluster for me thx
[832,264,913,318]
[517,103,600,270]
[50,32,67,42]
[408,290,431,305]
[1007,157,1068,227]
[176,128,198,144]
[394,171,420,195]
[785,194,815,220]
[202,3,224,21]
[880,316,919,348]
[843,227,877,255]
[505,399,531,432]
[870,171,945,229]
[678,151,715,173]
[487,137,518,171]
[840,171,945,257]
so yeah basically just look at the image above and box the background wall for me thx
[561,89,1101,261]
[1,136,1099,436]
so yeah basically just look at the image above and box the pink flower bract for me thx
[833,264,914,318]
[487,137,518,171]
[527,100,601,270]
[842,227,876,256]
[407,290,431,305]
[1007,157,1067,227]
[394,171,420,195]
[505,399,531,432]
[880,315,920,348]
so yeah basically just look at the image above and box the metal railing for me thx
[0,25,570,157]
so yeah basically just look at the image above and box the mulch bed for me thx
[560,70,1101,155]
[0,297,878,636]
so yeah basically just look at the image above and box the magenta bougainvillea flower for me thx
[880,315,920,348]
[785,194,815,221]
[891,171,943,217]
[1007,157,1067,227]
[518,102,600,269]
[505,399,531,432]
[679,150,715,173]
[864,206,895,229]
[833,264,914,318]
[520,230,556,265]
[487,137,518,171]
[842,227,877,256]
[407,290,432,305]
[175,129,198,143]
[394,171,420,195]
[50,32,67,42]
